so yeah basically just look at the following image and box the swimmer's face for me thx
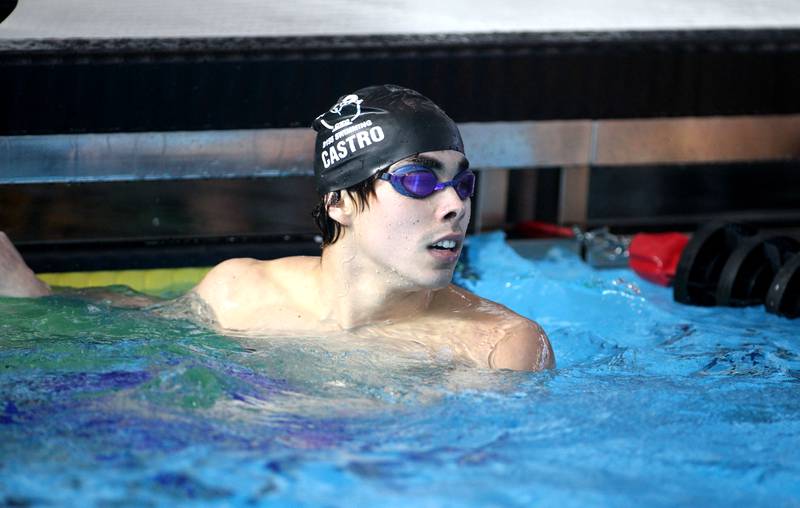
[349,149,471,290]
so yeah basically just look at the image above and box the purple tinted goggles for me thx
[379,164,476,200]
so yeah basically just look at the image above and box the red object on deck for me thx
[629,232,690,286]
[512,220,575,239]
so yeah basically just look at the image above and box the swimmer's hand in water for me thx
[0,232,51,298]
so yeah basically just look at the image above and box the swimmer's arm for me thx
[0,232,166,308]
[488,319,555,371]
[0,232,52,298]
[63,287,162,308]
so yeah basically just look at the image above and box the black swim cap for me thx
[312,84,465,195]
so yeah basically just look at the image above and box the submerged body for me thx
[194,256,552,370]
[1,221,553,371]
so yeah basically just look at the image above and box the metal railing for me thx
[3,114,800,228]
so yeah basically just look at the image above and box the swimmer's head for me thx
[312,84,464,196]
[311,85,466,246]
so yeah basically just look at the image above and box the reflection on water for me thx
[1,232,799,507]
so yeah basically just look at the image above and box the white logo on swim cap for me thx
[316,94,363,131]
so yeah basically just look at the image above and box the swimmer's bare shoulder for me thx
[439,285,555,371]
[193,256,319,330]
[488,315,554,371]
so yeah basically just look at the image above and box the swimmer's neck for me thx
[316,243,435,331]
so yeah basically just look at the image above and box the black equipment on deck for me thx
[674,222,800,318]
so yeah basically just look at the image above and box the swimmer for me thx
[0,85,554,371]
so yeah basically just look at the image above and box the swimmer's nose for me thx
[437,186,469,223]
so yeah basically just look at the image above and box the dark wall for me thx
[2,30,800,135]
[588,161,800,227]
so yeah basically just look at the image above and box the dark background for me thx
[2,30,799,270]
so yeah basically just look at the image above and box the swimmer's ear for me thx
[326,191,354,226]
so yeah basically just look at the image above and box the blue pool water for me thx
[1,231,799,507]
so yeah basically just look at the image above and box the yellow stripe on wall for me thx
[38,267,212,297]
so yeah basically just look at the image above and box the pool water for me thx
[1,231,799,507]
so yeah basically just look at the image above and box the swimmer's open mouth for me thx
[427,237,461,252]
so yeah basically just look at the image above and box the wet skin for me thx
[0,232,50,298]
[194,150,554,371]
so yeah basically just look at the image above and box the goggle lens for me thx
[383,166,475,200]
[398,171,440,197]
[453,172,476,200]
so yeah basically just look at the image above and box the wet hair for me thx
[311,170,385,247]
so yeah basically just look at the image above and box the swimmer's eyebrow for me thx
[406,156,470,174]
